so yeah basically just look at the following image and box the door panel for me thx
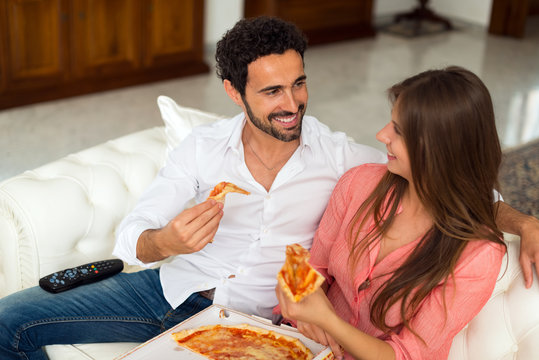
[489,0,529,38]
[70,0,142,78]
[0,0,68,91]
[142,0,203,67]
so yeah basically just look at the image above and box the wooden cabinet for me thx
[70,0,142,79]
[244,0,375,45]
[0,0,208,110]
[489,0,539,38]
[143,0,200,67]
[0,0,69,95]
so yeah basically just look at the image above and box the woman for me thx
[276,66,506,360]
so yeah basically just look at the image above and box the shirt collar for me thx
[225,113,247,155]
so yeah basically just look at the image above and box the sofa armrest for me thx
[0,127,167,298]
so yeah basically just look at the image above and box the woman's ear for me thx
[224,80,243,106]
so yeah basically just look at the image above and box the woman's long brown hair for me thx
[348,66,506,337]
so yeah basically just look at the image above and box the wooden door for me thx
[0,7,5,94]
[244,0,375,45]
[0,0,69,93]
[489,0,530,38]
[142,0,205,67]
[70,0,142,79]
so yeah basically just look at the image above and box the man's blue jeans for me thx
[0,268,212,360]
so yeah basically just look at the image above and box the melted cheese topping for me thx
[173,324,312,360]
[278,244,325,302]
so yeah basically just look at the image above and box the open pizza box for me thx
[116,304,334,359]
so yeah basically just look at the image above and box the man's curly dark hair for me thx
[215,16,308,96]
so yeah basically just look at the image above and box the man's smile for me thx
[272,113,299,128]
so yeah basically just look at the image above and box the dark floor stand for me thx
[393,0,453,36]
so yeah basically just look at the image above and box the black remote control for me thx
[39,259,124,293]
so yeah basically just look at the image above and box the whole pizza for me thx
[171,323,313,359]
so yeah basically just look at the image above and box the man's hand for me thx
[136,200,224,263]
[518,216,539,288]
[496,201,539,288]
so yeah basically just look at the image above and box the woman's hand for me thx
[275,285,344,358]
[296,320,344,359]
[275,286,329,323]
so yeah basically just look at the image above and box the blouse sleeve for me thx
[386,241,506,360]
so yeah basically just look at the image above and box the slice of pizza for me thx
[171,323,313,360]
[207,181,250,204]
[277,244,325,302]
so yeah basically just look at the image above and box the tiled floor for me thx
[1,18,538,182]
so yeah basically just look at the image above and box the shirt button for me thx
[263,228,268,234]
[353,296,358,302]
[511,344,519,353]
[265,195,271,200]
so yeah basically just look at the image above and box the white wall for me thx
[431,0,493,26]
[204,0,244,47]
[374,0,415,17]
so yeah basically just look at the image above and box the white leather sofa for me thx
[1,96,538,359]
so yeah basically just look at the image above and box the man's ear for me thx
[224,80,243,106]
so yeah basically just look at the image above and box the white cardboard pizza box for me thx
[115,304,333,359]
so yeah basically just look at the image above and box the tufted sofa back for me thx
[0,127,167,297]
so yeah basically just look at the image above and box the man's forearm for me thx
[495,202,539,287]
[496,201,537,235]
[136,229,169,264]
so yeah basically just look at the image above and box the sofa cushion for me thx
[157,96,226,153]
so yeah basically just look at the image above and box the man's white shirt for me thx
[113,113,385,318]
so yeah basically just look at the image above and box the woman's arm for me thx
[277,240,505,360]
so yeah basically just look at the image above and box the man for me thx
[113,16,386,319]
[0,16,538,359]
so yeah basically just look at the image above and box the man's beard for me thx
[242,97,305,142]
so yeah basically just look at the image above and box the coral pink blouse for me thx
[310,164,505,360]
